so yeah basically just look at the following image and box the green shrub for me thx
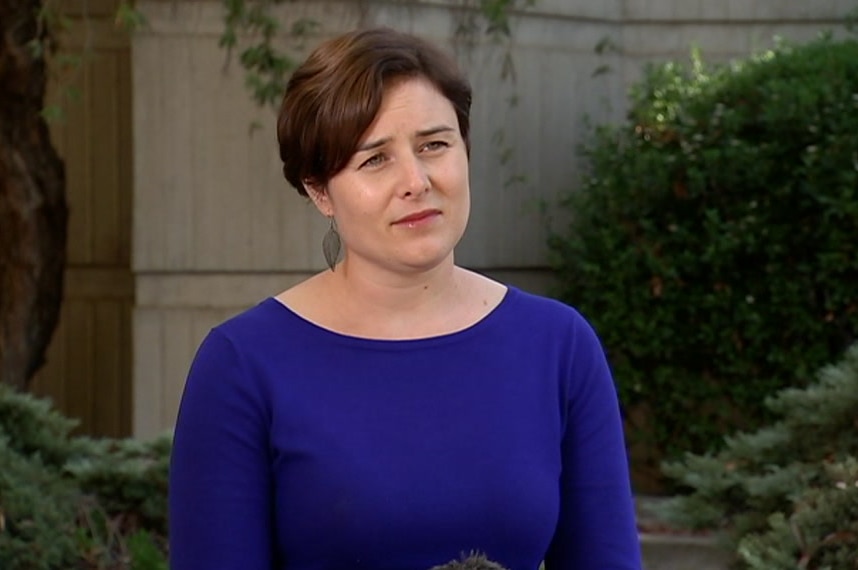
[0,435,80,568]
[548,36,858,461]
[0,384,170,569]
[660,342,858,569]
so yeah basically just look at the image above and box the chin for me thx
[396,248,456,272]
[393,235,460,265]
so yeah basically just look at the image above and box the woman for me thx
[169,27,641,570]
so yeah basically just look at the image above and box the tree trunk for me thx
[0,0,68,391]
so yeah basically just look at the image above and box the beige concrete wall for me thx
[132,0,852,436]
[34,1,135,438]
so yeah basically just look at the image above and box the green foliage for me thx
[219,0,320,107]
[219,0,533,108]
[115,0,148,32]
[0,437,80,569]
[548,36,858,459]
[660,343,858,569]
[0,385,170,569]
[847,6,858,33]
[127,530,169,570]
[474,0,535,39]
[41,0,534,121]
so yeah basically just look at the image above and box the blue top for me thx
[169,286,641,570]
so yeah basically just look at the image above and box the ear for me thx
[304,179,333,217]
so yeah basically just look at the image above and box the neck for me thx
[330,254,463,317]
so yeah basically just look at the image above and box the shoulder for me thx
[502,286,594,333]
[187,298,307,379]
[497,287,607,362]
[178,302,291,422]
[207,298,295,348]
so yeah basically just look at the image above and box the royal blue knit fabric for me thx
[169,286,642,570]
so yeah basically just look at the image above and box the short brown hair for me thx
[277,27,472,196]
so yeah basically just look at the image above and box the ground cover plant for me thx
[0,385,170,569]
[660,342,858,569]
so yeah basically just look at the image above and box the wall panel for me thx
[31,2,133,438]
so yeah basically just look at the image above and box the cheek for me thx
[341,196,387,234]
[454,153,470,188]
[334,185,378,219]
[454,168,470,200]
[459,190,471,223]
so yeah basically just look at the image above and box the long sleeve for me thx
[544,318,642,569]
[168,290,641,570]
[169,329,275,570]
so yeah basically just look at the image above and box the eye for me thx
[359,153,386,169]
[421,140,449,152]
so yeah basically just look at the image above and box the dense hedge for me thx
[0,385,169,569]
[661,342,858,569]
[549,36,858,461]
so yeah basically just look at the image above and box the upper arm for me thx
[169,329,275,570]
[545,318,642,569]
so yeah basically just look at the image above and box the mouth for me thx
[392,209,442,225]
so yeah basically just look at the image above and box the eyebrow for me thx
[416,125,456,138]
[356,125,456,152]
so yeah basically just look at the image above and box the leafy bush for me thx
[660,342,858,569]
[0,384,169,569]
[549,36,858,462]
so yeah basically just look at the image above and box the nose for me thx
[398,153,429,198]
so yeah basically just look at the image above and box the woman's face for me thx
[309,76,470,275]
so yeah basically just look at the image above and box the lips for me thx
[392,209,441,225]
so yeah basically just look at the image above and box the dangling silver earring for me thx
[322,217,341,271]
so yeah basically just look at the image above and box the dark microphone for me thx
[428,552,509,570]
